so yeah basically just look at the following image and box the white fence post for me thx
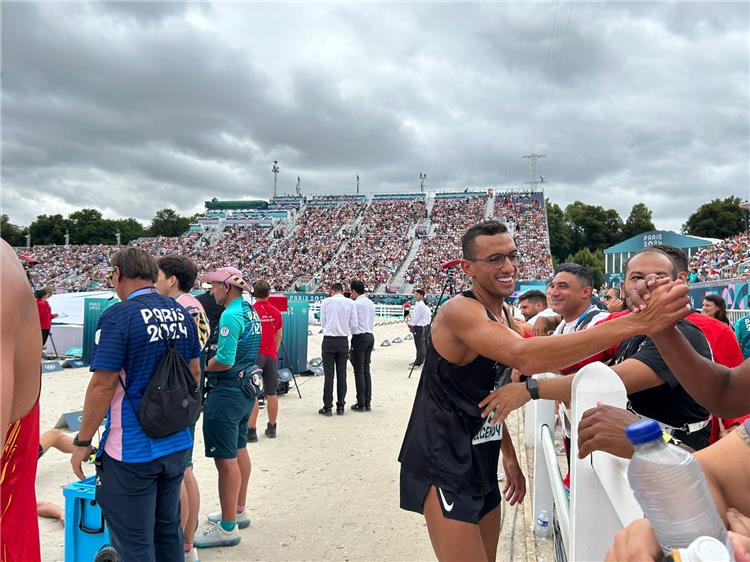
[532,396,556,537]
[568,362,642,562]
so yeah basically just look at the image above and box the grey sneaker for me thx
[207,510,252,529]
[265,423,276,439]
[247,427,258,443]
[184,547,200,562]
[194,521,240,549]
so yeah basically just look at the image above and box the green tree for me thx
[148,208,191,237]
[112,218,146,245]
[564,247,606,289]
[67,209,117,245]
[565,201,624,254]
[546,199,573,264]
[621,202,656,240]
[682,196,745,239]
[0,215,27,247]
[28,214,69,246]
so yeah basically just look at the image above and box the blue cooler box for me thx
[63,476,116,562]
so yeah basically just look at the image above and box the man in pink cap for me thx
[194,267,262,550]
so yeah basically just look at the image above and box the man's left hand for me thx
[479,383,530,426]
[501,453,526,506]
[578,403,638,459]
[71,445,94,480]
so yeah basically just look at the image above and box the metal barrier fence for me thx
[528,363,643,561]
[728,309,746,325]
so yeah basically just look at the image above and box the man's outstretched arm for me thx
[651,327,750,418]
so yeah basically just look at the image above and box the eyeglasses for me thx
[471,252,520,268]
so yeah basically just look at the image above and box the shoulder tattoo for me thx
[738,421,750,448]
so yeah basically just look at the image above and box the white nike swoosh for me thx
[438,488,454,512]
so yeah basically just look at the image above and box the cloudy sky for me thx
[2,2,748,231]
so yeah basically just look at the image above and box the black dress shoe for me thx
[336,407,345,416]
[365,405,372,411]
[351,404,366,412]
[318,408,333,417]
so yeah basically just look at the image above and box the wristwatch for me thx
[73,434,92,448]
[525,378,540,400]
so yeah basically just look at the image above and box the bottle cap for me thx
[686,536,731,562]
[625,419,662,445]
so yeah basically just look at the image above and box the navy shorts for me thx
[203,377,255,459]
[399,467,501,524]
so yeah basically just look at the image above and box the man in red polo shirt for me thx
[247,280,283,441]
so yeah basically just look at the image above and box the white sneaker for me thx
[207,510,252,529]
[184,547,200,562]
[194,521,241,549]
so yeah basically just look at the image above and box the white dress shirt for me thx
[409,300,432,327]
[352,295,375,335]
[320,293,358,337]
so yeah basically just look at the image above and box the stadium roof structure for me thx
[603,230,714,254]
[204,199,267,210]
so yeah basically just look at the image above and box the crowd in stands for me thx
[268,202,366,290]
[18,191,559,294]
[405,194,488,292]
[321,197,427,292]
[21,244,120,292]
[689,231,750,281]
[494,192,554,281]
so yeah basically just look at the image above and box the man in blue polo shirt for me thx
[70,247,201,562]
[195,266,261,549]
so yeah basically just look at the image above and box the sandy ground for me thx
[36,321,551,562]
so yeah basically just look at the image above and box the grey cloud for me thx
[1,2,748,232]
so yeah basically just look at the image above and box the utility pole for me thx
[522,153,545,190]
[272,160,280,198]
[356,174,360,194]
[419,172,427,193]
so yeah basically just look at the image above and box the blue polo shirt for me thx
[91,287,201,463]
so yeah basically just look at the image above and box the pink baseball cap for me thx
[201,266,252,292]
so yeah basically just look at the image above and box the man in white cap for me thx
[194,267,262,550]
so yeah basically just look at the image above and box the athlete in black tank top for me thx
[399,291,511,497]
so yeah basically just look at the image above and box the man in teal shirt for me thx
[735,315,750,359]
[194,267,261,549]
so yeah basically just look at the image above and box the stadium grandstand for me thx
[19,188,556,294]
[688,231,750,281]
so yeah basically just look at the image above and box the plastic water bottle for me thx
[669,536,732,562]
[535,510,551,538]
[625,420,731,556]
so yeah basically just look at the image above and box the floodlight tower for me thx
[356,174,360,194]
[272,160,280,198]
[419,172,427,193]
[296,176,301,196]
[522,153,545,190]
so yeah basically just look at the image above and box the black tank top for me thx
[398,290,512,496]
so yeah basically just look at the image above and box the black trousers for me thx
[96,449,188,562]
[351,332,375,407]
[322,336,349,409]
[412,326,427,366]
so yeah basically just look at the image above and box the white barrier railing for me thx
[529,363,643,561]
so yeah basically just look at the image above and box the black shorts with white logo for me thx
[399,467,501,524]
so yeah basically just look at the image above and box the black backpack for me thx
[119,301,201,439]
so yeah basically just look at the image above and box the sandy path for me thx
[36,321,538,562]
